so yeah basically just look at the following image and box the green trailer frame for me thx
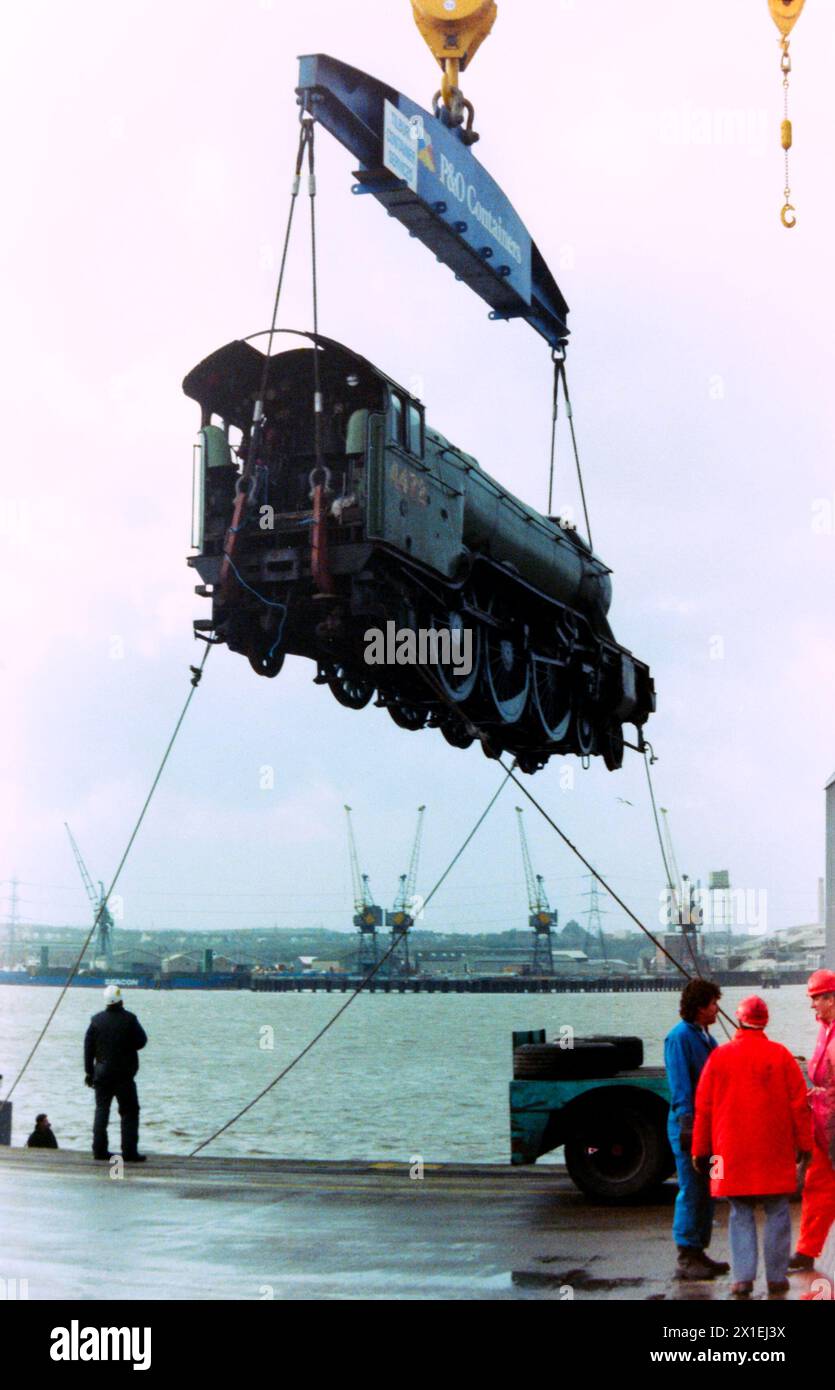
[509,1030,676,1200]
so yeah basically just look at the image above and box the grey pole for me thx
[826,773,835,971]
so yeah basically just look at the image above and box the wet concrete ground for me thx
[1,1147,832,1301]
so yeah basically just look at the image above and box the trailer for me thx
[510,1030,675,1200]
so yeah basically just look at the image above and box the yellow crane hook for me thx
[768,0,806,227]
[411,0,497,143]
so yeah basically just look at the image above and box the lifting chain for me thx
[768,0,806,228]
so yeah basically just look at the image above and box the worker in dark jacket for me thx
[84,984,148,1162]
[26,1113,58,1148]
[664,978,730,1281]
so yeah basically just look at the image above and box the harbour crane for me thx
[386,806,426,977]
[658,806,705,976]
[515,807,556,974]
[344,806,383,973]
[64,823,115,969]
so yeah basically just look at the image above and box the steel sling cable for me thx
[305,114,326,479]
[547,351,560,517]
[256,112,313,411]
[189,770,512,1157]
[2,643,212,1105]
[558,361,593,552]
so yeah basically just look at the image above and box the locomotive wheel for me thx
[516,751,547,775]
[575,712,595,756]
[439,713,475,749]
[386,700,428,731]
[429,605,480,703]
[530,656,572,743]
[327,665,374,710]
[484,600,529,725]
[599,722,625,771]
[248,648,285,679]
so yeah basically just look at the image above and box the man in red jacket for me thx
[790,968,835,1271]
[692,995,812,1297]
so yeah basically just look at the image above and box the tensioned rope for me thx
[411,658,737,1029]
[501,756,738,1033]
[188,770,512,1156]
[2,644,213,1105]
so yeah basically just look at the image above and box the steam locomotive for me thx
[184,332,654,773]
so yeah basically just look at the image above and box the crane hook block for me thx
[411,0,497,73]
[768,0,805,38]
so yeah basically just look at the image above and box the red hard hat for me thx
[736,995,769,1028]
[807,969,835,997]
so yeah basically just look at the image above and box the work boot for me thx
[768,1280,790,1295]
[788,1252,814,1271]
[675,1249,716,1281]
[123,1154,147,1163]
[732,1281,754,1297]
[93,1152,114,1161]
[700,1251,730,1275]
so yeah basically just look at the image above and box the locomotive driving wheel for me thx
[326,664,375,710]
[483,597,529,725]
[530,655,572,743]
[428,602,480,703]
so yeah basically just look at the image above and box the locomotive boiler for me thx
[185,331,654,773]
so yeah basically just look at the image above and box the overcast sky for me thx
[2,0,833,945]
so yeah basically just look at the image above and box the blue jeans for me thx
[728,1196,791,1284]
[669,1117,713,1251]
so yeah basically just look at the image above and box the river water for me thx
[0,983,820,1162]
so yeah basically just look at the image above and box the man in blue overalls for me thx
[664,978,730,1281]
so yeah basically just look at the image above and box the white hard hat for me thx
[103,984,123,1005]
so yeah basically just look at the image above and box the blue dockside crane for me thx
[515,807,555,975]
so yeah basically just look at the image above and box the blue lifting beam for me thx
[296,54,569,350]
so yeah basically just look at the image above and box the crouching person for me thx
[692,995,813,1297]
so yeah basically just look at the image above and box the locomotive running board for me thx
[296,54,570,350]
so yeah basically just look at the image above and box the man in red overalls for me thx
[790,968,835,1272]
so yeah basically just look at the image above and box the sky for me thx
[1,0,833,945]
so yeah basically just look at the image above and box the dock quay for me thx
[249,971,796,994]
[1,1146,831,1302]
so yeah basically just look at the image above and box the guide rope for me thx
[189,771,512,1156]
[414,663,736,1028]
[1,645,212,1106]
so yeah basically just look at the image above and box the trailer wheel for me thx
[564,1102,668,1200]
